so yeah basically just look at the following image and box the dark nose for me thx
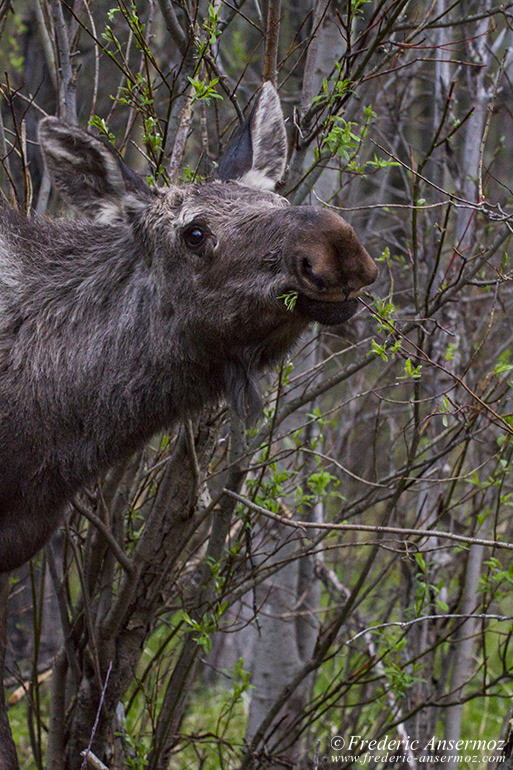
[298,220,378,296]
[283,206,378,298]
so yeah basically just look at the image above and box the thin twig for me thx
[225,490,513,552]
[72,499,134,575]
[347,614,513,646]
[80,661,113,770]
[0,99,15,206]
[34,0,58,90]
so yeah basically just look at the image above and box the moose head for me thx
[0,83,377,572]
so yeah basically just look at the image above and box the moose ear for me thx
[38,117,153,222]
[217,82,287,191]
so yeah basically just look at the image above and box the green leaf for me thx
[371,339,388,361]
[277,292,298,311]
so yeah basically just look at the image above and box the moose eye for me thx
[183,225,207,249]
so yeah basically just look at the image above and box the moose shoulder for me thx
[0,84,377,572]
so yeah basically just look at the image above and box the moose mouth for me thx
[295,295,359,326]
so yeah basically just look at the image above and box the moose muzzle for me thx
[283,207,378,325]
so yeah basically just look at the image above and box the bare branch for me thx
[156,0,187,54]
[263,0,281,86]
[51,0,77,123]
[225,490,513,552]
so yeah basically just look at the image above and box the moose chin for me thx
[0,82,377,574]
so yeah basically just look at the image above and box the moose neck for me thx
[2,212,223,493]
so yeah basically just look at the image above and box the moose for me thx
[0,83,377,574]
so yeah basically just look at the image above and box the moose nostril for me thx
[301,256,314,278]
[301,256,327,291]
